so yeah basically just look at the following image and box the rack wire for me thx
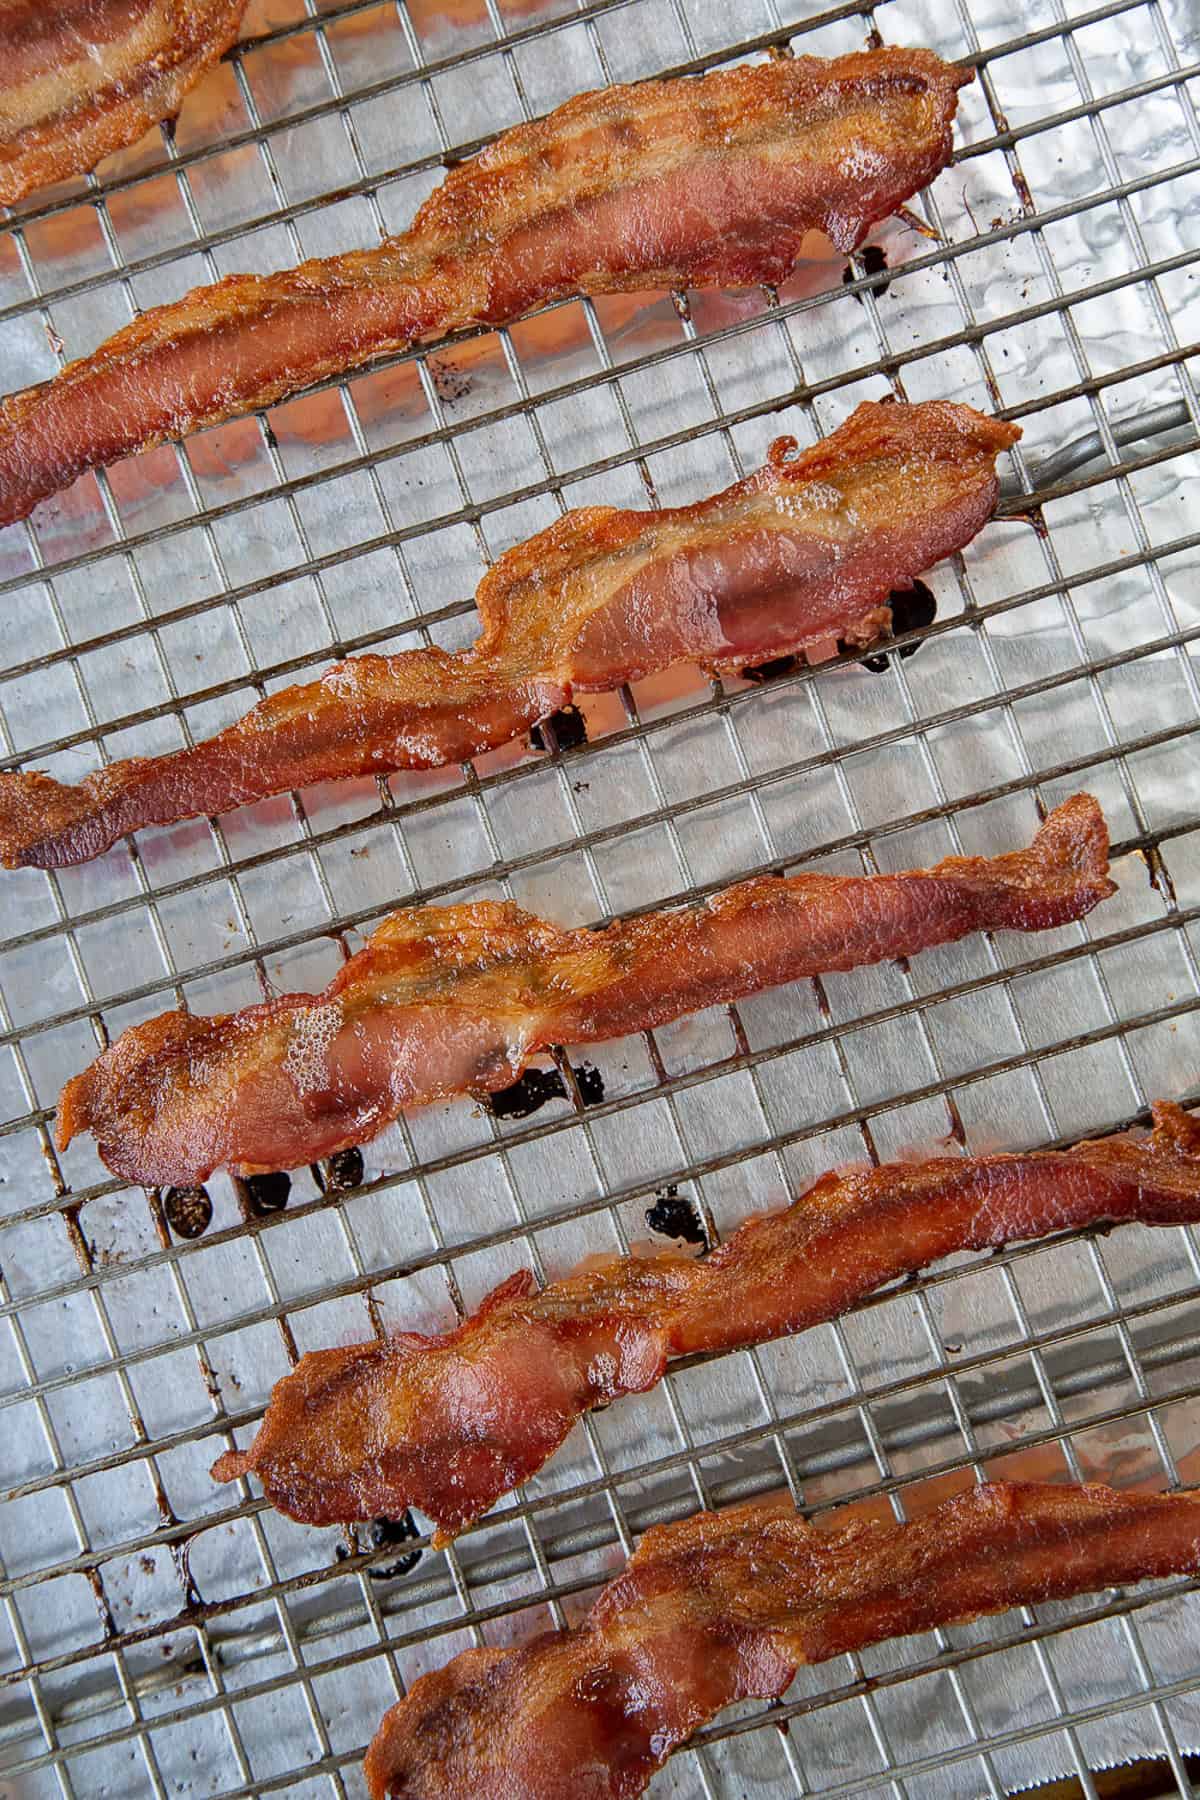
[0,0,1198,1795]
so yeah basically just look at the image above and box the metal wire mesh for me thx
[0,0,1198,1795]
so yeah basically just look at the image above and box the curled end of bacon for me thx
[209,1100,1199,1540]
[0,2,249,208]
[363,1481,1200,1800]
[0,400,1019,871]
[56,794,1112,1188]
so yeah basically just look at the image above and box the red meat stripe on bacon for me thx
[363,1481,1200,1800]
[0,48,970,525]
[0,400,1019,869]
[57,794,1114,1187]
[212,1102,1200,1538]
[0,1,248,207]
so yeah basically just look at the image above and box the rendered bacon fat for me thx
[58,793,1114,1187]
[0,400,1020,869]
[0,1,249,207]
[0,48,970,525]
[212,1102,1200,1538]
[364,1481,1200,1800]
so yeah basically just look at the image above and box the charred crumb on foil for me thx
[429,358,473,405]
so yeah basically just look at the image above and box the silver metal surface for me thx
[1,1,1198,1796]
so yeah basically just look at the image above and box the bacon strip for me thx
[57,793,1114,1187]
[0,1,248,207]
[0,400,1019,870]
[0,48,970,526]
[364,1481,1200,1800]
[211,1102,1200,1539]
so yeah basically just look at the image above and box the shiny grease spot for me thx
[841,243,890,299]
[316,1146,365,1193]
[164,1185,212,1239]
[859,579,937,673]
[241,1172,291,1216]
[645,1185,708,1248]
[740,653,801,684]
[368,1512,423,1580]
[529,704,588,752]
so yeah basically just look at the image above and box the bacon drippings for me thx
[56,793,1114,1187]
[364,1481,1200,1800]
[0,48,970,525]
[0,400,1019,869]
[211,1102,1200,1539]
[0,1,248,207]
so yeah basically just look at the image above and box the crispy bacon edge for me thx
[55,794,1115,1187]
[363,1481,1200,1800]
[0,399,1021,869]
[0,47,970,525]
[0,1,249,207]
[211,1102,1200,1539]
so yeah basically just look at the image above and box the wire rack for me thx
[1,0,1198,1796]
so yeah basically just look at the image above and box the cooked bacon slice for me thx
[364,1481,1200,1800]
[57,793,1114,1187]
[0,400,1019,870]
[0,1,248,207]
[211,1102,1200,1539]
[0,48,970,526]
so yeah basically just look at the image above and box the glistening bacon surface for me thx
[0,400,1019,869]
[0,48,970,525]
[211,1102,1200,1539]
[0,1,248,207]
[57,793,1114,1187]
[364,1481,1200,1800]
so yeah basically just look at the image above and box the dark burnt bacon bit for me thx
[0,1,249,207]
[0,48,970,528]
[209,1101,1198,1539]
[58,795,1113,1188]
[0,399,1019,870]
[362,1481,1200,1800]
